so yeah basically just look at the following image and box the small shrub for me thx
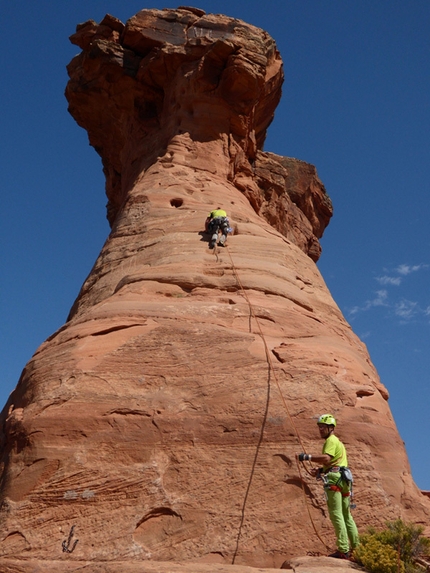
[353,519,430,573]
[354,536,404,573]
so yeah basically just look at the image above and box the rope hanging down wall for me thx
[212,243,331,556]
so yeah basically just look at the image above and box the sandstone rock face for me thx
[0,555,357,573]
[1,7,429,571]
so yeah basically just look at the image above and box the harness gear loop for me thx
[320,467,355,506]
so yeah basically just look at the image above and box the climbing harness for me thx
[320,466,356,508]
[221,243,332,553]
[208,216,231,248]
[208,216,229,235]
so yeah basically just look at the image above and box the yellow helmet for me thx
[317,414,336,427]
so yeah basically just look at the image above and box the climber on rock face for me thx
[205,208,230,249]
[296,414,360,560]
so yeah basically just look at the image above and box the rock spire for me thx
[0,7,429,570]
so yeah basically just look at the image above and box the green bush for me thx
[353,519,430,573]
[354,537,404,573]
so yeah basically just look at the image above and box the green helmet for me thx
[317,414,336,427]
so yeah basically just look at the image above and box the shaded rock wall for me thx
[0,7,429,570]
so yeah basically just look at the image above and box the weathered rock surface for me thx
[0,555,359,573]
[1,6,429,572]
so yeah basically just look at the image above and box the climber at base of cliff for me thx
[205,208,231,249]
[296,414,360,560]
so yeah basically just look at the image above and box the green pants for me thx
[325,473,359,553]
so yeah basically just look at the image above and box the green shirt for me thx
[209,209,227,218]
[322,434,348,470]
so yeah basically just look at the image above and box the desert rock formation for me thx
[1,7,429,572]
[0,555,359,573]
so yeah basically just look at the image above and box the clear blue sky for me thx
[1,2,429,489]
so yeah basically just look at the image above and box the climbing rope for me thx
[217,242,331,552]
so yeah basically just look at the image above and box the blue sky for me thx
[1,1,429,489]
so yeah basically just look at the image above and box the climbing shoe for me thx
[328,550,350,559]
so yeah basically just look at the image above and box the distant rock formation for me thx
[1,7,429,571]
